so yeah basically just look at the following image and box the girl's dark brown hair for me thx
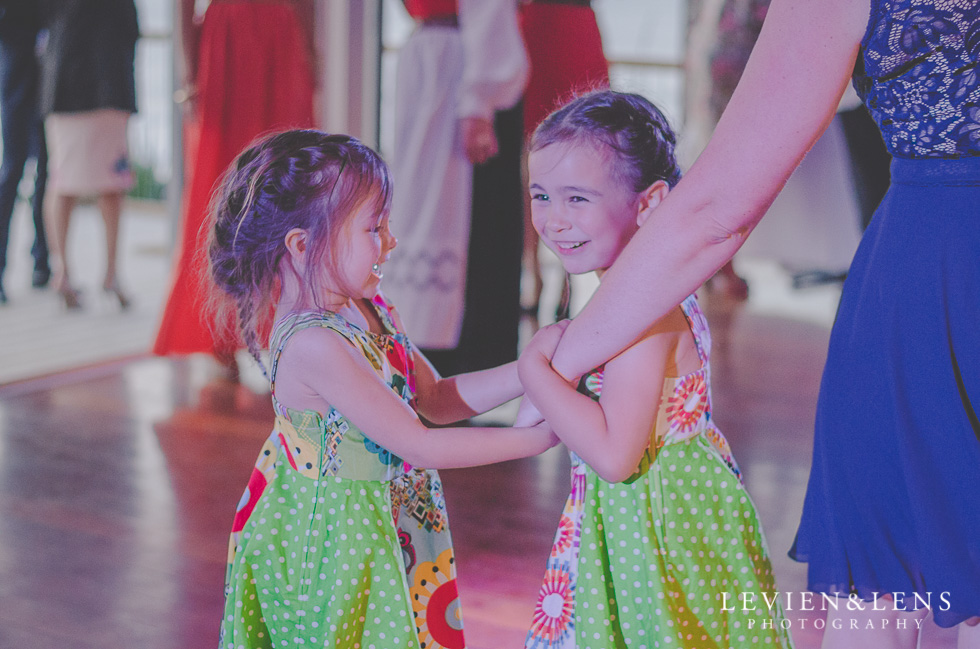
[530,89,682,191]
[205,129,392,372]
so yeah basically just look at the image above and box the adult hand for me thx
[460,116,498,164]
[173,82,199,118]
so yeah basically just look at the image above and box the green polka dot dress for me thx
[525,295,794,649]
[220,296,466,649]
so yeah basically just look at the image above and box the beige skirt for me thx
[45,109,134,196]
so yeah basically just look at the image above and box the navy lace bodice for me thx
[853,0,980,158]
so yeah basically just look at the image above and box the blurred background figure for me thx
[690,0,887,295]
[385,0,528,376]
[0,0,49,305]
[518,0,609,319]
[153,0,315,381]
[40,0,139,311]
[704,0,767,299]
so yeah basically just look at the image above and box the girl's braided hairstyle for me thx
[530,90,682,192]
[205,129,392,373]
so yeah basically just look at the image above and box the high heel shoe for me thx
[103,281,131,310]
[57,285,83,310]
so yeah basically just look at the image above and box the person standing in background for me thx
[0,0,49,304]
[153,0,315,381]
[385,0,528,376]
[39,0,139,310]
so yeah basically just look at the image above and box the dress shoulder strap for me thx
[268,311,361,392]
[680,294,712,366]
[370,291,403,336]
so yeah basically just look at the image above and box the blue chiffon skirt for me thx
[791,156,980,628]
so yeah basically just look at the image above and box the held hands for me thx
[525,416,561,451]
[516,320,573,454]
[514,395,545,427]
[519,319,572,369]
[460,116,498,164]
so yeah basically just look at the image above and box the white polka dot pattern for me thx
[525,296,793,649]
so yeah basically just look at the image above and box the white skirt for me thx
[382,25,472,349]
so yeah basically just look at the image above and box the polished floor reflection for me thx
[0,295,957,649]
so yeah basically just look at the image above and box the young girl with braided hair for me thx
[517,91,793,649]
[207,129,555,649]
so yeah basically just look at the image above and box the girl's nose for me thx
[545,211,572,233]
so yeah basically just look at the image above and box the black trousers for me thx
[0,25,48,281]
[423,102,524,376]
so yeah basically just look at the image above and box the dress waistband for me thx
[891,155,980,185]
[419,14,458,27]
[209,0,291,5]
[527,0,593,5]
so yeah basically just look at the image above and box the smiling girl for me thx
[517,91,793,649]
[207,129,556,649]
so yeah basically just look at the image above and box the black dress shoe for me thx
[32,267,51,288]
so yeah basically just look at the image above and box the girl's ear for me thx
[283,228,309,268]
[636,180,670,227]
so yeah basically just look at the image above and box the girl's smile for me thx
[341,198,396,298]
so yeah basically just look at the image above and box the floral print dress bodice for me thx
[221,294,467,649]
[574,294,741,481]
[525,294,792,649]
[265,300,418,484]
[853,0,980,158]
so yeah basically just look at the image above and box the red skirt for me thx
[519,3,609,138]
[153,1,314,356]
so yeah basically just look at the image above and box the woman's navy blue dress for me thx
[790,0,980,628]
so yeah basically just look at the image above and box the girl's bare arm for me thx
[383,299,524,425]
[412,356,523,425]
[520,318,683,483]
[279,328,552,469]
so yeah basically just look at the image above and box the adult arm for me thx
[177,0,199,88]
[550,0,870,379]
[293,0,317,82]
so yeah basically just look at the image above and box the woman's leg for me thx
[97,191,122,289]
[46,192,80,307]
[97,191,130,308]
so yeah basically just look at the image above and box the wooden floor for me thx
[0,295,958,649]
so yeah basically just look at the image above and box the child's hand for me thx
[521,319,571,365]
[530,421,562,452]
[517,320,571,380]
[514,396,545,427]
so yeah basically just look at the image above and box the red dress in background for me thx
[519,1,609,137]
[153,1,314,356]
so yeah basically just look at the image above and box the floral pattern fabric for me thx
[525,295,792,649]
[220,295,465,649]
[855,0,980,157]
